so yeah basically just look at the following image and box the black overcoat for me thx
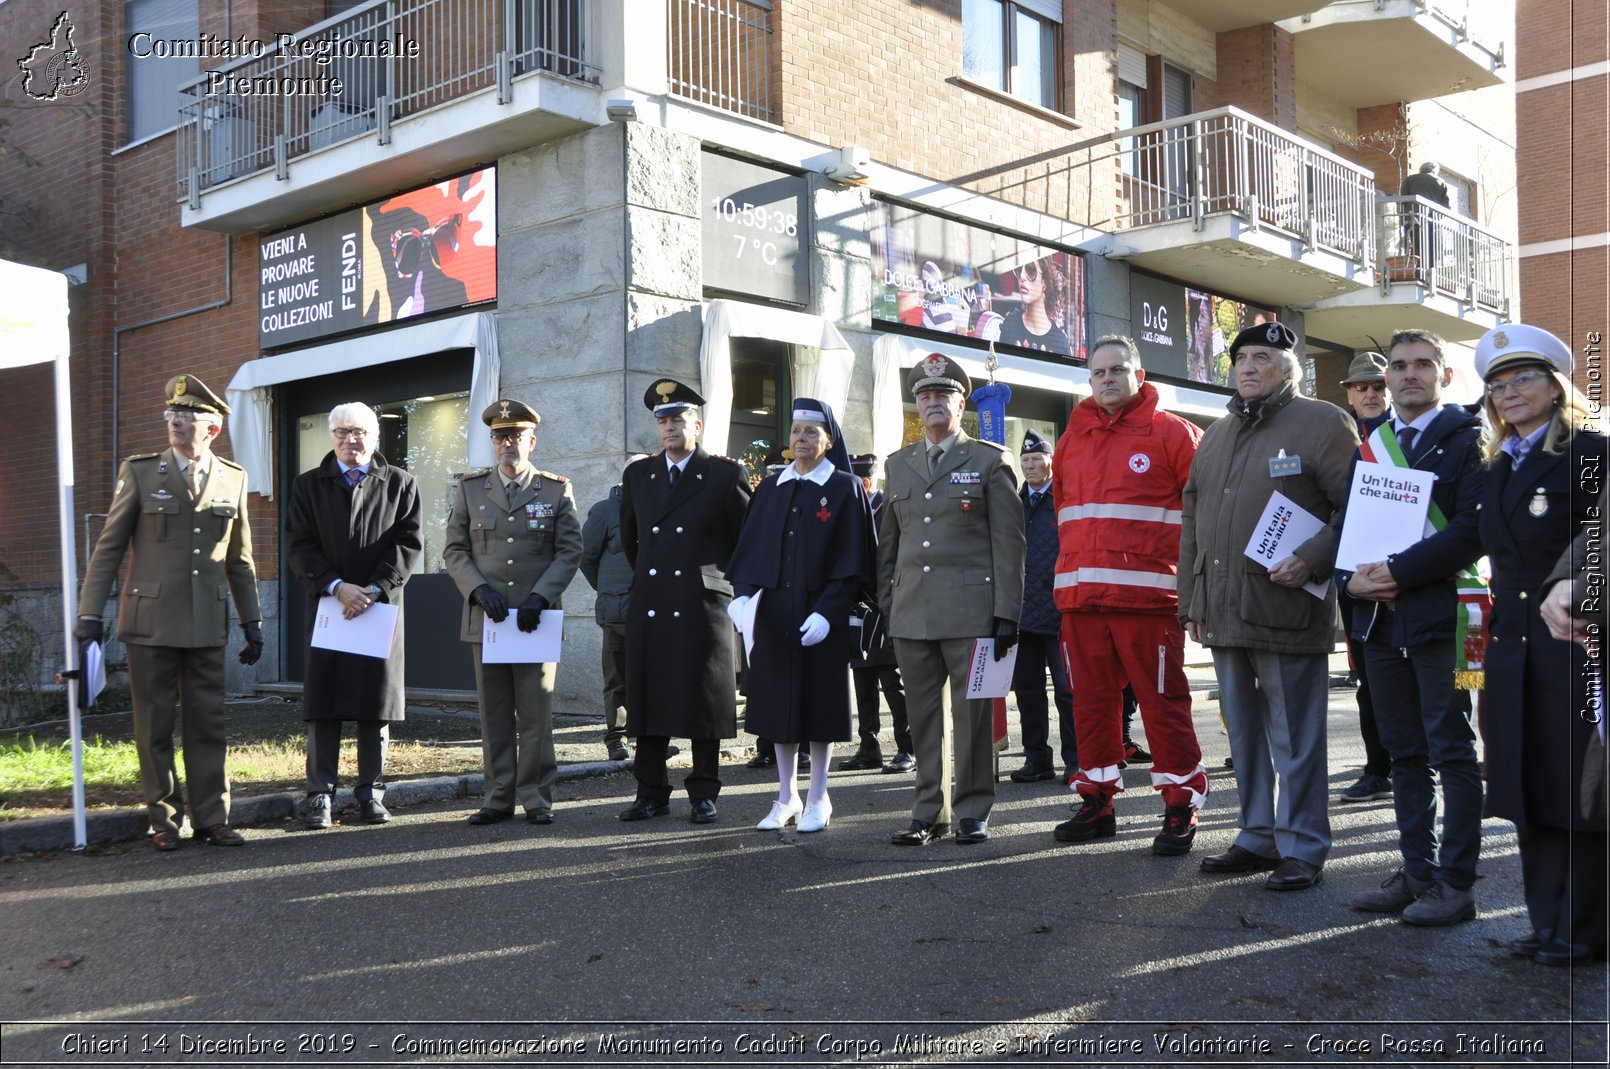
[1479,431,1607,832]
[727,466,876,743]
[619,446,750,739]
[287,451,423,722]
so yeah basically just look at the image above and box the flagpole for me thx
[55,338,87,851]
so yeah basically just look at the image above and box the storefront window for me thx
[727,339,791,488]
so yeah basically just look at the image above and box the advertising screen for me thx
[260,166,497,349]
[871,200,1085,363]
[1129,271,1277,387]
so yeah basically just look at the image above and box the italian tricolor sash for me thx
[1360,423,1490,689]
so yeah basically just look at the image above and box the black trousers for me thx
[852,663,912,755]
[600,626,628,747]
[634,735,721,803]
[1012,630,1076,770]
[1345,633,1392,778]
[306,719,389,802]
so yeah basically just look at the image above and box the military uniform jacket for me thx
[877,431,1025,640]
[1479,431,1607,832]
[443,466,583,644]
[618,446,750,739]
[79,447,260,647]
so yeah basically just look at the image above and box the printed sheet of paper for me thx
[1334,461,1435,574]
[481,609,565,664]
[966,638,1020,700]
[311,600,399,659]
[1244,491,1331,599]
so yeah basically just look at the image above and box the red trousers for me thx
[1061,611,1207,808]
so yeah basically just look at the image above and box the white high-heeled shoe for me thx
[756,798,803,830]
[798,797,832,833]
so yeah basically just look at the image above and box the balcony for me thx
[668,0,775,124]
[177,0,604,233]
[1086,106,1376,307]
[1279,0,1507,107]
[1303,195,1511,346]
[1149,0,1330,32]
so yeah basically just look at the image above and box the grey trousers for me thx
[306,719,389,802]
[894,637,996,825]
[1211,646,1332,866]
[472,645,557,813]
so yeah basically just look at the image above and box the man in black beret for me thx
[618,379,751,825]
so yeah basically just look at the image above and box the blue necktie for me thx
[1395,425,1417,460]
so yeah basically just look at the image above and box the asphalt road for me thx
[1,680,1605,1069]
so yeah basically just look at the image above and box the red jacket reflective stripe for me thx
[1052,382,1202,613]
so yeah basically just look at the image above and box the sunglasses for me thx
[390,214,462,279]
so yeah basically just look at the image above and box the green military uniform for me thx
[443,400,583,817]
[78,376,261,839]
[878,355,1026,835]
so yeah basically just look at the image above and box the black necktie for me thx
[668,465,679,487]
[1396,425,1417,459]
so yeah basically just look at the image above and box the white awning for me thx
[225,311,500,497]
[698,299,857,456]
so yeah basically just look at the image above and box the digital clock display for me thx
[701,152,809,305]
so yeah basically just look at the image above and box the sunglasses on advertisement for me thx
[389,214,462,279]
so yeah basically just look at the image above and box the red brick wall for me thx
[1212,24,1296,131]
[0,0,291,587]
[1516,0,1608,389]
[773,0,1119,225]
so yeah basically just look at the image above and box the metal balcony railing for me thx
[1376,195,1510,314]
[667,0,774,123]
[176,0,599,204]
[1101,106,1377,263]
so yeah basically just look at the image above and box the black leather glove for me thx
[472,584,509,623]
[991,618,1019,661]
[516,593,550,633]
[239,622,264,666]
[73,617,104,644]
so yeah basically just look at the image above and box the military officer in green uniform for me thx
[878,354,1025,846]
[75,375,263,851]
[444,399,583,825]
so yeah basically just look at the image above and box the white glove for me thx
[799,612,830,647]
[726,595,750,628]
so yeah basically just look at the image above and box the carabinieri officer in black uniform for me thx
[618,379,751,825]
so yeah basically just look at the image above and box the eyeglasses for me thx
[1347,382,1386,394]
[162,409,198,423]
[1485,370,1552,397]
[331,427,372,440]
[490,430,526,443]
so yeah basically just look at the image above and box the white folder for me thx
[481,610,564,664]
[311,599,399,659]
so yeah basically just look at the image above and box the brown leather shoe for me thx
[195,824,244,847]
[151,830,181,851]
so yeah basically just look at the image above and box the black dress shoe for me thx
[882,752,916,774]
[799,753,811,772]
[467,808,514,825]
[1509,929,1554,957]
[1265,857,1323,891]
[525,809,554,825]
[1009,764,1056,783]
[956,818,989,844]
[839,751,884,771]
[1200,844,1280,873]
[746,753,776,769]
[607,745,630,762]
[689,799,719,824]
[618,799,670,822]
[891,819,950,845]
[1535,939,1594,967]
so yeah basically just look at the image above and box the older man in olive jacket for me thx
[1179,322,1358,891]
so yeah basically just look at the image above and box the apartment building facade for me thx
[0,0,1519,710]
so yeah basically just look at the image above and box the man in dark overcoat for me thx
[444,399,582,825]
[287,401,423,828]
[618,379,751,824]
[580,454,647,762]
